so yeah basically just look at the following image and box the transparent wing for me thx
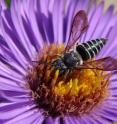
[65,10,89,51]
[77,57,117,71]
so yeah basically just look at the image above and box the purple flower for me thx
[0,0,117,124]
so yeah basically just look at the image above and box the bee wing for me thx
[65,10,89,52]
[77,57,117,71]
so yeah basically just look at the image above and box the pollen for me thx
[27,44,111,117]
[54,68,110,100]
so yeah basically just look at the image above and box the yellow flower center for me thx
[54,69,107,96]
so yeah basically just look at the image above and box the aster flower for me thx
[0,0,117,124]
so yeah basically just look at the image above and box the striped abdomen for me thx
[76,38,107,61]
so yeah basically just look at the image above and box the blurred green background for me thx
[5,0,10,7]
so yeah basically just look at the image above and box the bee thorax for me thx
[62,51,83,68]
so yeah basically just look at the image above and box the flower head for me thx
[0,0,117,124]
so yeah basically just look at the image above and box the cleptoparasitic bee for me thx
[51,10,117,75]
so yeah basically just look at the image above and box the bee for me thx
[51,10,117,75]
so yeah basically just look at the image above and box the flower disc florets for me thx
[27,44,111,117]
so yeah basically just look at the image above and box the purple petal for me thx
[84,1,104,41]
[10,0,36,59]
[92,5,114,38]
[5,109,43,124]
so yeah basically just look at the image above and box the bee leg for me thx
[63,69,70,82]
